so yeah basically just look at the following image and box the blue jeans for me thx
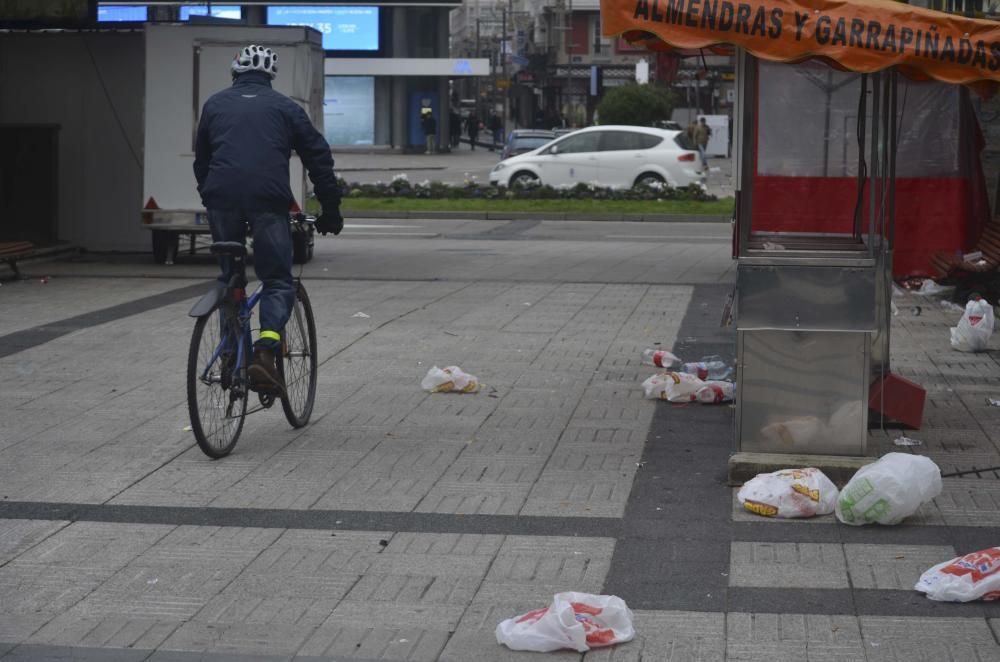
[208,209,294,349]
[697,144,708,169]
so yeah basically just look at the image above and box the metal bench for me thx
[0,241,37,279]
[931,221,1000,300]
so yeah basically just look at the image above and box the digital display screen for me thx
[266,6,379,51]
[179,5,241,20]
[97,4,146,21]
[324,76,375,146]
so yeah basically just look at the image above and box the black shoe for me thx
[248,345,284,394]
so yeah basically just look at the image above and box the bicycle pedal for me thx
[258,392,276,408]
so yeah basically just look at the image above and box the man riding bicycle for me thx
[194,44,342,393]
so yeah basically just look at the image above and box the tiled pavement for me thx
[2,235,1000,660]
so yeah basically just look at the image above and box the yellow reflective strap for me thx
[259,330,281,342]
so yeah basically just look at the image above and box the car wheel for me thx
[510,171,539,188]
[634,172,666,189]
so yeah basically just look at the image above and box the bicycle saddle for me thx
[210,241,247,257]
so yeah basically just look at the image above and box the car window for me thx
[638,133,664,149]
[514,137,553,151]
[600,131,661,151]
[551,132,600,154]
[673,132,697,150]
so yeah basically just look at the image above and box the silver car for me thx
[489,125,704,189]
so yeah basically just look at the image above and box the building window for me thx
[593,14,601,54]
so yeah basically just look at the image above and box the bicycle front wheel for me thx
[280,281,318,428]
[187,308,248,458]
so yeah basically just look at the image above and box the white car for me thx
[489,125,705,190]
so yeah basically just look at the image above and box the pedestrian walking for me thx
[489,113,502,150]
[422,110,437,154]
[694,117,712,171]
[466,115,480,150]
[449,110,461,148]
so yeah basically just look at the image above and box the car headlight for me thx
[492,163,508,173]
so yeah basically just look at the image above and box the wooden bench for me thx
[931,221,1000,300]
[0,241,38,278]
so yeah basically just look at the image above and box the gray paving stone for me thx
[381,532,505,557]
[158,621,318,657]
[196,592,343,628]
[862,616,1000,661]
[520,476,633,517]
[727,613,865,662]
[584,610,725,662]
[480,536,615,598]
[5,521,172,570]
[845,544,956,591]
[438,600,582,662]
[0,563,114,616]
[246,529,387,576]
[0,643,153,661]
[729,543,849,589]
[0,519,68,564]
[0,614,53,644]
[311,473,447,512]
[414,482,532,515]
[936,479,1000,527]
[109,458,266,507]
[557,424,647,447]
[545,448,643,473]
[25,614,181,650]
[365,551,492,578]
[299,622,452,660]
[134,525,284,567]
[343,573,480,606]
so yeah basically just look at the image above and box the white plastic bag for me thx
[737,468,839,518]
[916,279,954,298]
[836,453,942,526]
[495,592,635,653]
[950,297,995,352]
[915,548,1000,602]
[641,372,704,402]
[420,365,479,393]
[696,381,736,404]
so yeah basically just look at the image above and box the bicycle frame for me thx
[201,282,263,388]
[197,213,314,391]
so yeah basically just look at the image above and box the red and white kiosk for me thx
[601,0,1000,463]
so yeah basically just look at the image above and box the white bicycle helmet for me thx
[231,44,278,79]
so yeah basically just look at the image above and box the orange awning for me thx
[601,0,1000,93]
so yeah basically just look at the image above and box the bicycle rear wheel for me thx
[187,307,248,458]
[279,281,318,428]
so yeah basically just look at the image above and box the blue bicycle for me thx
[186,216,318,458]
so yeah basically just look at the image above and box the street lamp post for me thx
[476,18,482,121]
[501,7,508,139]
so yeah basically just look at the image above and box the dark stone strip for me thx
[0,501,622,538]
[732,521,958,546]
[732,520,1000,553]
[602,283,737,612]
[0,281,211,359]
[728,587,1000,618]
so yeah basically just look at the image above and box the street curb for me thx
[342,210,732,223]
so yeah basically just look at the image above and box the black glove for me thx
[315,208,344,236]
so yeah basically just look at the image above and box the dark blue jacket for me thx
[193,71,341,212]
